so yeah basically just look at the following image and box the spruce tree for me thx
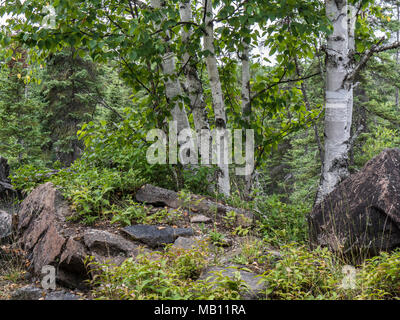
[40,48,100,166]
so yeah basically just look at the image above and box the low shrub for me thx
[256,195,309,246]
[50,160,146,224]
[356,249,400,300]
[87,243,249,300]
[259,245,344,300]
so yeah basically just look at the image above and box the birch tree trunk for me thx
[241,35,252,197]
[241,39,251,124]
[150,0,190,134]
[346,3,356,138]
[203,0,230,196]
[180,0,215,192]
[316,0,353,204]
[179,0,210,135]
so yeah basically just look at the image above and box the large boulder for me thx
[309,148,400,260]
[16,182,142,289]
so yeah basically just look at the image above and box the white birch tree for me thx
[150,0,191,135]
[240,31,252,197]
[316,0,353,204]
[203,0,230,196]
[316,0,400,203]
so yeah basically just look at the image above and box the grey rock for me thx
[190,214,212,223]
[173,237,198,250]
[45,291,80,300]
[122,224,194,248]
[265,249,282,259]
[198,265,266,300]
[0,210,11,241]
[135,184,180,208]
[11,286,80,300]
[83,229,140,256]
[11,286,44,300]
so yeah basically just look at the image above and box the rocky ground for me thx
[0,182,276,300]
[2,149,400,300]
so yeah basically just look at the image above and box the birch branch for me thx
[346,38,400,82]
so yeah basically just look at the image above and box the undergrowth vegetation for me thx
[84,240,400,300]
[8,121,400,300]
[9,122,400,301]
[86,243,248,300]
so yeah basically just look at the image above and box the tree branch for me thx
[346,38,400,82]
[250,71,321,102]
[348,123,364,151]
[151,21,206,36]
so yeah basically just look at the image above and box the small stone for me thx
[190,215,212,223]
[173,237,197,250]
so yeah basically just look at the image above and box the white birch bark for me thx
[345,3,357,145]
[179,0,213,168]
[241,39,251,123]
[316,0,353,204]
[203,0,230,196]
[150,0,190,134]
[241,36,252,197]
[179,0,209,135]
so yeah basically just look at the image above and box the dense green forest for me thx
[1,0,400,300]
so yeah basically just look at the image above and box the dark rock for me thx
[23,272,33,281]
[309,148,400,260]
[0,157,16,198]
[0,210,11,241]
[135,184,253,226]
[0,157,10,183]
[122,224,194,248]
[198,265,265,300]
[58,238,89,289]
[0,181,15,195]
